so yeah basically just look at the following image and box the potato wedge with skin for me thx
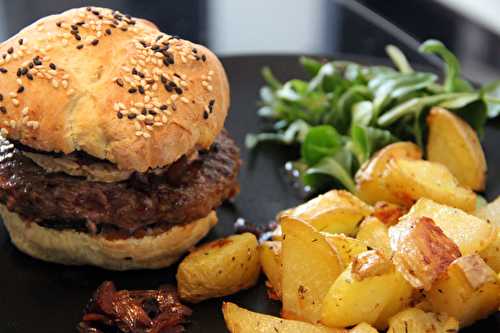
[474,196,500,227]
[356,217,392,258]
[355,142,422,205]
[383,159,476,211]
[427,107,487,191]
[321,250,413,330]
[222,302,347,333]
[405,198,495,255]
[324,233,369,268]
[423,254,500,327]
[281,217,343,323]
[280,190,372,236]
[350,323,379,333]
[372,201,407,226]
[389,216,461,290]
[480,230,500,272]
[387,308,459,333]
[259,241,282,299]
[176,233,260,303]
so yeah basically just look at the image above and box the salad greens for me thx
[246,39,500,194]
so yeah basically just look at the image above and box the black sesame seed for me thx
[33,57,42,66]
[105,28,112,35]
[164,84,173,92]
[86,7,92,11]
[160,104,168,110]
[98,15,104,20]
[138,72,145,79]
[160,75,167,84]
[146,79,155,85]
[138,85,145,94]
[18,39,23,45]
[128,87,137,94]
[0,68,7,74]
[162,58,170,67]
[76,44,84,50]
[173,73,181,79]
[16,68,22,77]
[175,87,183,95]
[117,111,123,119]
[71,24,78,31]
[148,110,157,116]
[76,21,85,26]
[91,39,99,46]
[116,78,124,87]
[74,34,82,41]
[120,27,128,32]
[20,67,28,76]
[27,73,33,80]
[17,86,24,94]
[192,48,198,53]
[127,113,137,119]
[145,119,154,126]
[49,63,57,70]
[209,99,215,107]
[203,111,209,119]
[151,45,159,51]
[0,106,6,114]
[201,54,207,62]
[56,21,62,28]
[171,104,177,111]
[141,108,148,115]
[7,47,13,54]
[110,24,117,29]
[0,94,3,101]
[28,63,34,69]
[132,68,138,75]
[92,10,100,16]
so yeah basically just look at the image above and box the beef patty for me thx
[0,129,240,239]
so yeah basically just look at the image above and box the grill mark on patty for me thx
[0,130,240,239]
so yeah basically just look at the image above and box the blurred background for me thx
[1,0,500,83]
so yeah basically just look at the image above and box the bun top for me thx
[0,7,229,171]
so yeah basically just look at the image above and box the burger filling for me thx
[0,129,240,240]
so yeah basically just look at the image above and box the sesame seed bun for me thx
[0,7,229,172]
[1,204,218,270]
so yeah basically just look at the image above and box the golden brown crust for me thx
[0,7,229,171]
[1,204,217,270]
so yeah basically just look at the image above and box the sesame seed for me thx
[143,132,151,138]
[76,44,84,50]
[17,86,24,94]
[21,107,29,115]
[175,87,183,94]
[117,111,123,119]
[51,79,59,88]
[127,113,137,119]
[128,87,137,94]
[0,94,2,101]
[0,107,6,114]
[7,47,13,54]
[115,78,124,87]
[138,85,145,94]
[181,97,189,104]
[12,99,19,107]
[26,73,33,80]
[91,39,99,46]
[18,39,23,45]
[201,54,206,61]
[105,28,112,35]
[0,68,7,73]
[203,111,209,119]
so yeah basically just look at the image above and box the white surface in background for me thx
[435,0,500,35]
[207,0,328,55]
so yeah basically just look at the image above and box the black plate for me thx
[0,55,499,332]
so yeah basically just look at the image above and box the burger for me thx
[0,7,240,270]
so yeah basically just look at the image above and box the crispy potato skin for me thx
[383,159,476,211]
[223,302,346,333]
[389,216,461,290]
[427,107,487,191]
[387,308,459,333]
[406,198,495,255]
[355,142,422,205]
[281,217,343,324]
[280,190,372,236]
[176,233,260,303]
[423,255,500,327]
[372,201,407,226]
[259,241,282,299]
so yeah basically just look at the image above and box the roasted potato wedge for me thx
[321,250,413,330]
[324,233,369,268]
[355,142,422,205]
[387,308,459,333]
[371,201,407,226]
[259,241,282,299]
[349,323,379,333]
[389,215,461,290]
[405,198,495,255]
[223,302,346,333]
[383,159,476,211]
[281,216,343,323]
[480,230,500,272]
[423,254,500,327]
[474,195,500,227]
[280,190,372,236]
[427,107,487,191]
[177,233,260,303]
[356,217,392,257]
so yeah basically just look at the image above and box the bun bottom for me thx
[0,204,217,270]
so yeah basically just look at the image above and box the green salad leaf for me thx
[247,40,500,194]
